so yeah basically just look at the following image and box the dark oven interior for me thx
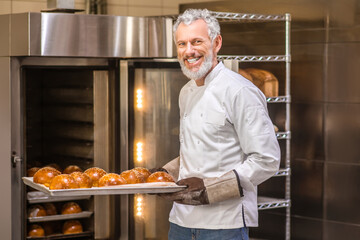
[24,68,98,239]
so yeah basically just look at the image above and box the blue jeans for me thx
[168,222,249,240]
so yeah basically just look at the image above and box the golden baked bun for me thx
[120,170,145,184]
[27,167,40,177]
[84,167,107,187]
[133,167,151,180]
[99,173,127,187]
[28,204,47,218]
[242,68,279,97]
[146,172,174,183]
[63,165,83,174]
[62,220,83,234]
[49,174,79,190]
[33,167,61,187]
[44,203,57,215]
[28,224,45,237]
[70,171,93,188]
[61,202,82,215]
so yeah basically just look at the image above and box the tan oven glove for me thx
[203,170,243,204]
[159,170,243,205]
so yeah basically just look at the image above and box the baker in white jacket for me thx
[156,9,280,240]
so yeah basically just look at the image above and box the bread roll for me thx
[133,167,151,180]
[27,167,40,177]
[28,224,45,237]
[63,165,83,174]
[241,68,279,97]
[146,172,174,183]
[62,220,83,234]
[120,170,145,184]
[84,167,107,187]
[61,202,82,215]
[99,173,127,187]
[44,203,57,215]
[70,171,93,188]
[33,167,61,187]
[49,174,79,190]
[28,204,47,218]
[42,222,56,236]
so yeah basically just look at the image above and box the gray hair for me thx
[173,9,221,43]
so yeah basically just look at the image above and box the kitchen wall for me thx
[0,0,220,15]
[180,0,360,239]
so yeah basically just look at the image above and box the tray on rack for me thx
[23,177,185,196]
[28,211,93,223]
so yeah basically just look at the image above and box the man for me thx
[158,9,280,240]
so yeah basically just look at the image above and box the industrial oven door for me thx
[119,59,188,240]
[10,57,119,240]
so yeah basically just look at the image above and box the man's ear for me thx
[213,35,222,53]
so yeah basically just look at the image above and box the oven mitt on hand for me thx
[160,170,243,205]
[159,177,209,205]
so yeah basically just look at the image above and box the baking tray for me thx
[27,191,91,204]
[28,211,93,223]
[23,177,185,196]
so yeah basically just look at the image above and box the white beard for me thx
[179,52,213,80]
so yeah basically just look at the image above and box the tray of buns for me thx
[23,177,186,196]
[28,211,93,222]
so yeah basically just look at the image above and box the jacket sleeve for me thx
[163,156,180,181]
[231,86,280,192]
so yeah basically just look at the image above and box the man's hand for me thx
[159,177,209,205]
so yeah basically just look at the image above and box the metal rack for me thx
[214,11,292,240]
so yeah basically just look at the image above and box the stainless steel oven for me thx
[0,12,175,240]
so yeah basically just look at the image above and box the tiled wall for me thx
[0,0,220,15]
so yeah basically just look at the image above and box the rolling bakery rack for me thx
[212,11,291,240]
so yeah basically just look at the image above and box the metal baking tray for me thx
[27,191,91,204]
[26,231,93,240]
[23,177,185,196]
[28,211,93,223]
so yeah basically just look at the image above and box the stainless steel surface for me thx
[119,60,130,240]
[0,15,10,56]
[28,211,93,222]
[10,57,25,240]
[3,12,174,58]
[0,57,12,240]
[47,0,75,9]
[93,70,111,239]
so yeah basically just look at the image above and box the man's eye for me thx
[178,42,185,47]
[195,40,202,44]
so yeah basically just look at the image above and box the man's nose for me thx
[185,42,195,55]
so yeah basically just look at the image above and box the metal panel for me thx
[327,43,360,103]
[323,220,360,240]
[6,12,174,58]
[0,57,12,240]
[325,163,360,223]
[325,103,360,164]
[93,71,111,239]
[291,103,324,160]
[0,15,10,56]
[291,159,324,218]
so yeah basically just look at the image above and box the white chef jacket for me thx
[168,62,280,229]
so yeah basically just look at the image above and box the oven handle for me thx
[11,155,22,168]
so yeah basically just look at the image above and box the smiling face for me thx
[175,19,222,85]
